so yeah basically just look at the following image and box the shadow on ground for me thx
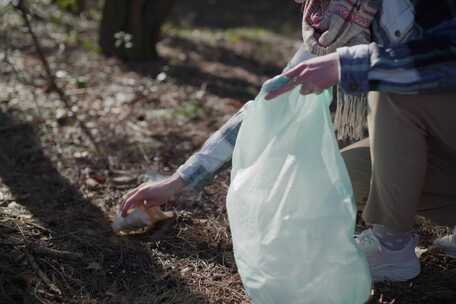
[122,33,288,101]
[0,110,213,303]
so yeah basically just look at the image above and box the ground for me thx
[1,1,456,303]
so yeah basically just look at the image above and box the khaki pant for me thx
[341,92,456,232]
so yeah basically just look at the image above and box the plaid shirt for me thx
[177,0,456,191]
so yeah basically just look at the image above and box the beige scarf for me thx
[300,0,380,141]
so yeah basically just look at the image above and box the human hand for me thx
[264,52,340,100]
[120,174,185,217]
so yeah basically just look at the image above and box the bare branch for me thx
[13,0,102,154]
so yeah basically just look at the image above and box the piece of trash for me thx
[156,72,167,82]
[55,108,67,121]
[8,202,22,210]
[55,70,68,79]
[415,247,428,258]
[112,205,174,235]
[73,151,89,159]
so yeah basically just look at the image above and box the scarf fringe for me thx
[300,0,379,142]
[334,86,367,141]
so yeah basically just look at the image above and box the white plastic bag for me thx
[226,84,371,304]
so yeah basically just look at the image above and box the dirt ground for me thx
[1,1,456,303]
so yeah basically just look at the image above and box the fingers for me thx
[121,189,144,217]
[265,65,309,100]
[265,81,297,100]
[119,187,139,212]
[123,187,139,202]
[282,63,307,78]
[144,200,163,208]
[297,73,319,95]
[299,82,323,96]
[119,181,154,211]
[121,197,137,217]
[300,86,312,96]
[121,194,165,217]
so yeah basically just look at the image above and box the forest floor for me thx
[1,1,456,303]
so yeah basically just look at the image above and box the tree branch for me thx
[13,0,102,154]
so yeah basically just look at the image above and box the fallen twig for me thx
[0,237,83,260]
[12,0,102,154]
[15,223,63,296]
[21,220,51,233]
[2,218,81,261]
[0,239,23,246]
[32,246,83,261]
[25,251,62,296]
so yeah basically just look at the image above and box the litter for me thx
[112,205,174,234]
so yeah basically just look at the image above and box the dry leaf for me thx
[85,177,99,188]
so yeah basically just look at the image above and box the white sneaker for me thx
[433,227,456,257]
[356,229,421,282]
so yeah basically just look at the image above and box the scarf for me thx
[300,0,380,141]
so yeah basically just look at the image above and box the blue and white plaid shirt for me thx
[177,0,456,191]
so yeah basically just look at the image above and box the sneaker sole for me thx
[370,259,421,282]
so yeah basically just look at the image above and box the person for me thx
[120,0,456,282]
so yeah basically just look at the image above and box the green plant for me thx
[55,0,83,13]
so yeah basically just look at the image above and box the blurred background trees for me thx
[3,0,300,63]
[51,0,176,60]
[99,0,176,61]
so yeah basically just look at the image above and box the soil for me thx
[1,1,455,303]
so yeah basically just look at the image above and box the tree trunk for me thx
[99,0,175,61]
[76,0,86,12]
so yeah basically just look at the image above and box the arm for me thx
[176,103,246,191]
[120,45,310,215]
[120,104,247,216]
[337,19,456,94]
[264,19,456,100]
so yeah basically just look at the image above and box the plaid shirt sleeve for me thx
[176,102,249,191]
[337,19,456,94]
